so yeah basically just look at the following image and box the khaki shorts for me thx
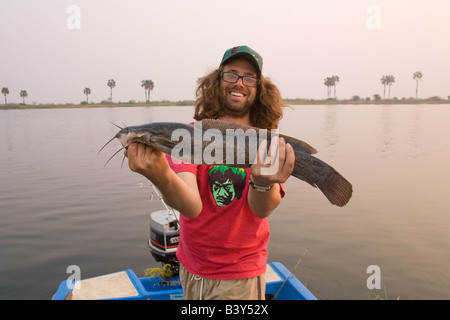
[179,264,265,300]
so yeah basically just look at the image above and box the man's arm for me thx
[248,137,295,218]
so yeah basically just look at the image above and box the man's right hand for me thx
[125,142,169,184]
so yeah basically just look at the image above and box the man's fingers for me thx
[257,139,268,165]
[126,143,137,158]
[279,143,295,181]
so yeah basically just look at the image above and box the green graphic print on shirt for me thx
[208,166,247,207]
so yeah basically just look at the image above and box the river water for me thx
[0,104,449,300]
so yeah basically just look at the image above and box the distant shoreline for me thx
[1,98,449,110]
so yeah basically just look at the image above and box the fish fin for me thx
[305,180,318,188]
[291,154,352,206]
[318,171,353,207]
[200,119,318,155]
[282,135,318,155]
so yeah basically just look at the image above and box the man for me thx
[126,45,295,299]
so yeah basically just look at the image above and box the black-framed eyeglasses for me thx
[220,72,259,87]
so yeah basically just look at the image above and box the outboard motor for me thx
[148,209,180,269]
[144,182,181,276]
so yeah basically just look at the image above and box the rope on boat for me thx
[273,248,309,300]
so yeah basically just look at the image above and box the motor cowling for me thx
[148,209,180,273]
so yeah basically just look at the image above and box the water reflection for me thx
[376,105,427,160]
[322,106,338,157]
[0,112,14,153]
[379,106,394,158]
[407,105,422,159]
[1,105,450,299]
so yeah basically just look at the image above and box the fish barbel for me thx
[100,119,353,207]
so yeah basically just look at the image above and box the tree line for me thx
[82,78,155,104]
[324,71,426,100]
[3,71,450,105]
[1,88,29,104]
[1,79,154,105]
[85,79,154,104]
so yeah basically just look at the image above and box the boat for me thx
[53,261,316,300]
[53,205,317,300]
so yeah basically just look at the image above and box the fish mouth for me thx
[117,131,148,148]
[117,132,131,148]
[98,130,150,168]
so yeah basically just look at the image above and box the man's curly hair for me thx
[193,65,285,130]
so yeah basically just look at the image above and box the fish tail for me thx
[291,153,353,207]
[317,171,353,207]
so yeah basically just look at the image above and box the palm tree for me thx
[107,79,116,102]
[141,79,154,102]
[84,87,91,104]
[380,75,388,99]
[2,87,9,104]
[20,90,28,104]
[331,75,340,99]
[386,75,395,99]
[324,77,334,99]
[381,75,395,99]
[413,71,423,99]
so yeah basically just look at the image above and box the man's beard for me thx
[221,87,255,118]
[223,100,252,118]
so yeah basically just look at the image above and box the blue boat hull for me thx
[53,262,316,300]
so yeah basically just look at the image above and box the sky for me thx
[1,0,449,104]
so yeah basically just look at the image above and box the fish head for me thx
[116,128,152,148]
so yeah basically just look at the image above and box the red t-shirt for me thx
[167,156,284,280]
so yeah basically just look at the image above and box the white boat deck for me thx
[68,264,282,300]
[70,271,138,300]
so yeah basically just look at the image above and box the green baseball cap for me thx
[220,45,263,75]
